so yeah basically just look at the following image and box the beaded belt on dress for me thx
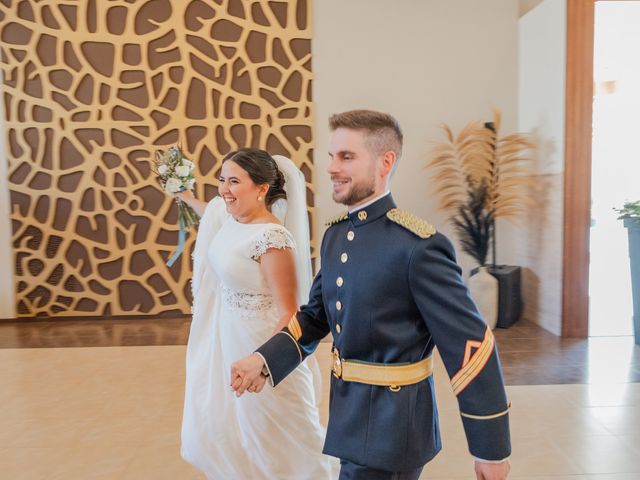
[220,285,274,311]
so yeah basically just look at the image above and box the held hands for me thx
[230,353,267,397]
[474,460,510,480]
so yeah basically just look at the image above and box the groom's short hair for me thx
[329,110,403,162]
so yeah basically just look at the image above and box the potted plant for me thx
[428,110,535,328]
[450,179,499,328]
[614,200,640,345]
[451,179,494,268]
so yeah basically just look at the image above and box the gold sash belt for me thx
[331,347,433,391]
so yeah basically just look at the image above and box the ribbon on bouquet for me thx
[166,200,187,267]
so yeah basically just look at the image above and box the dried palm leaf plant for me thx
[428,110,536,266]
[452,179,494,266]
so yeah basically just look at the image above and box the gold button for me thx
[347,231,355,241]
[336,277,344,287]
[340,253,348,263]
[336,300,342,311]
[336,324,342,334]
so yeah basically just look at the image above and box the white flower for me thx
[175,165,190,177]
[165,177,182,193]
[185,178,196,190]
[182,159,195,171]
[158,164,168,175]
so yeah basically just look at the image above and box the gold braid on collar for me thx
[325,211,349,226]
[386,208,437,239]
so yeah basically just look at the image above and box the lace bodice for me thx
[208,217,295,313]
[249,227,296,260]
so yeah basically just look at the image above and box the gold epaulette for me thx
[386,208,436,239]
[325,211,349,226]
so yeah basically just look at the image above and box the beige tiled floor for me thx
[2,344,640,480]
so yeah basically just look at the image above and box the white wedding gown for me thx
[181,197,337,479]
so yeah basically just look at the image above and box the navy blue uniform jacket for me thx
[257,194,511,471]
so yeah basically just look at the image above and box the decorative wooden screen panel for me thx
[0,0,314,317]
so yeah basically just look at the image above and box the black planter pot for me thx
[470,265,522,328]
[489,265,522,329]
[623,218,640,345]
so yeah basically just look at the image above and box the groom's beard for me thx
[331,175,375,207]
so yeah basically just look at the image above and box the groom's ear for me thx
[379,150,396,177]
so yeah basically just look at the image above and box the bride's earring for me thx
[257,195,263,201]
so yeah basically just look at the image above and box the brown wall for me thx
[0,0,313,317]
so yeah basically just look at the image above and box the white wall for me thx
[0,90,16,318]
[507,0,567,335]
[312,0,520,275]
[518,0,566,176]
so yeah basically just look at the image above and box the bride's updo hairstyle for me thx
[222,148,287,207]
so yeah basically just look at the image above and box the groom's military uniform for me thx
[256,194,511,473]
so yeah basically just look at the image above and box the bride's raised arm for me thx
[174,189,208,217]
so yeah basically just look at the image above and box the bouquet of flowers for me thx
[154,145,199,266]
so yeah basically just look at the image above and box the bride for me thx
[176,148,337,479]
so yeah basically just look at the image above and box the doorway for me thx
[589,1,640,337]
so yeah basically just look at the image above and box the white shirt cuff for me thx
[253,352,274,387]
[474,456,510,464]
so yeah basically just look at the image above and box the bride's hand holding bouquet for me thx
[154,145,201,266]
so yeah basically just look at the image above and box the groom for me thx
[232,110,511,480]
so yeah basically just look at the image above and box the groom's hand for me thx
[474,460,510,480]
[230,353,265,397]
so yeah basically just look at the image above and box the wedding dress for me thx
[181,157,337,479]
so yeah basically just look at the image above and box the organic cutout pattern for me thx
[1,0,314,317]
